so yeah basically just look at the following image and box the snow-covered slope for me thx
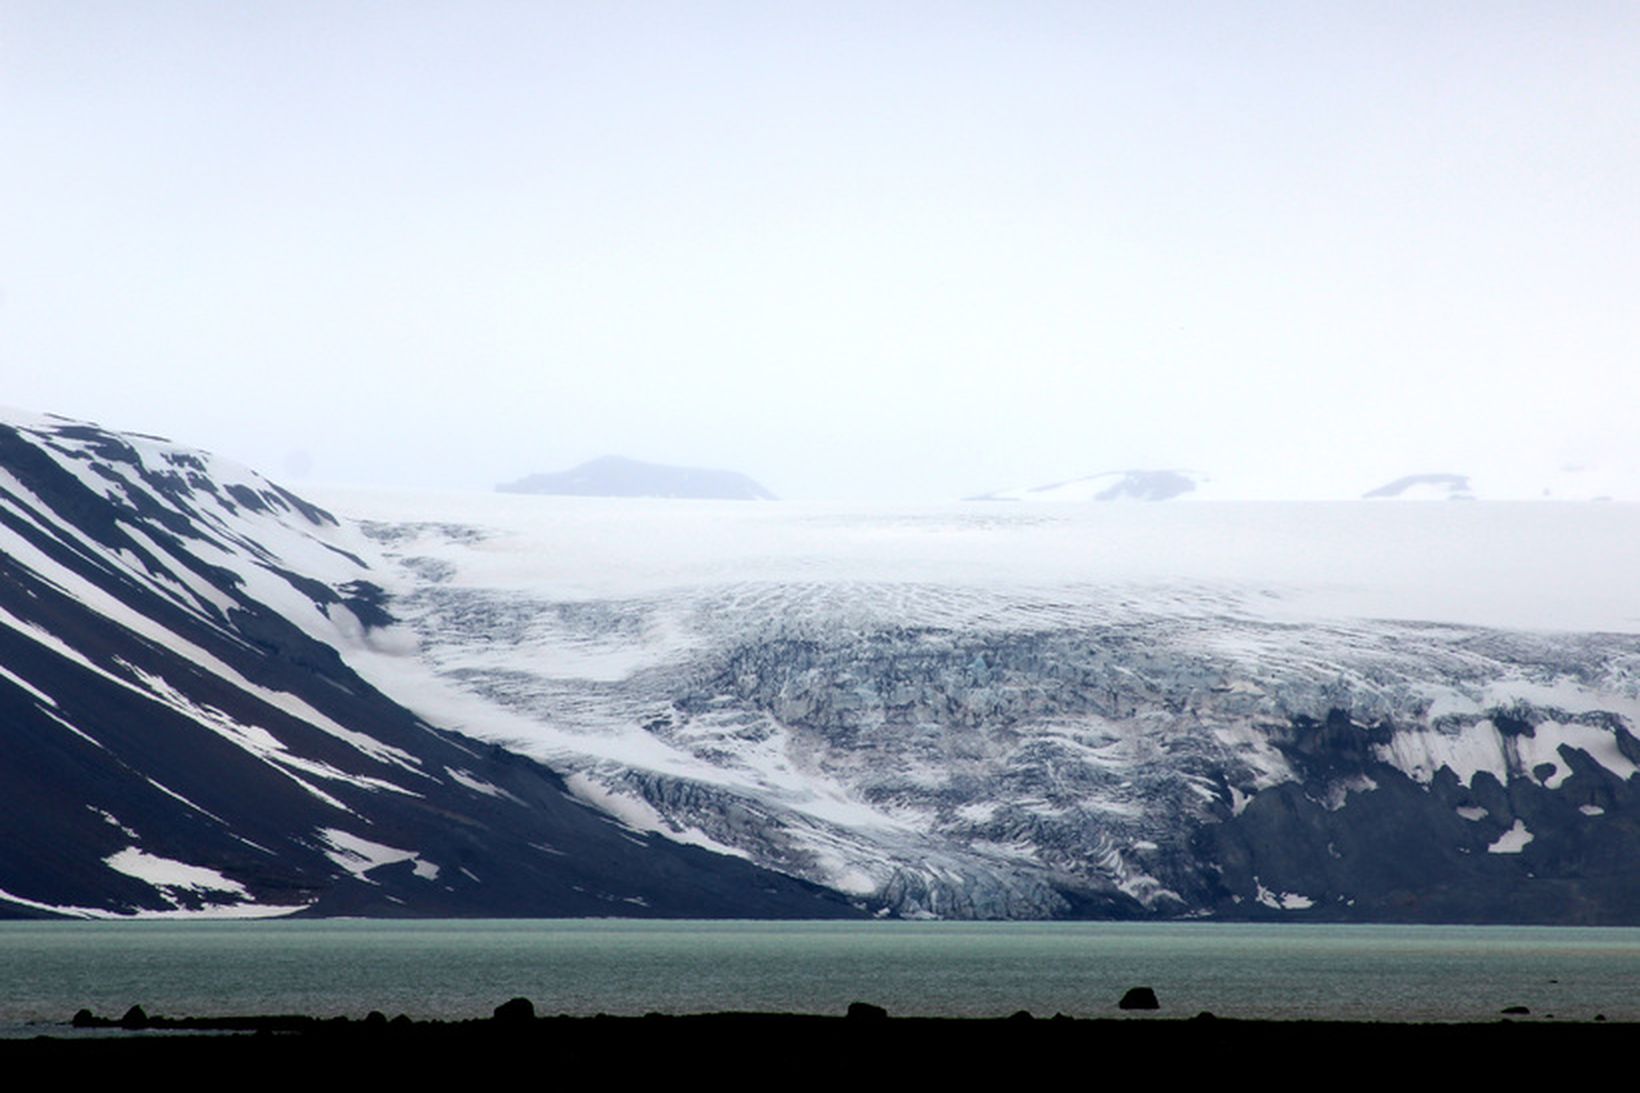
[312,488,1640,922]
[0,410,854,919]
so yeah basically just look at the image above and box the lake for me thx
[2,920,1635,1035]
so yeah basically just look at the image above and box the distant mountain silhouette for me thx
[969,469,1206,502]
[1362,473,1474,500]
[498,455,776,500]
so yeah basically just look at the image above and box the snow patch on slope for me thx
[1487,820,1535,854]
[1254,878,1316,910]
[0,884,307,920]
[104,847,249,897]
[316,828,439,882]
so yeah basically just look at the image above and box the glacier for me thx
[307,488,1640,921]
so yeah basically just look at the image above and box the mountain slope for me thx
[0,410,856,919]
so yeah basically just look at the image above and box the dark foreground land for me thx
[5,1003,1623,1080]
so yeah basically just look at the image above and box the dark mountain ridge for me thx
[0,411,854,919]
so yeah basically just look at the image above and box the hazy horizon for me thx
[4,3,1637,501]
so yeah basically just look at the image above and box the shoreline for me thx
[8,1004,1625,1078]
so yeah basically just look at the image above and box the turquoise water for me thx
[1,920,1635,1033]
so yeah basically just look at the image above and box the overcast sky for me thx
[3,3,1636,501]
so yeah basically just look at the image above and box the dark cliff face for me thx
[0,413,858,920]
[1206,707,1640,923]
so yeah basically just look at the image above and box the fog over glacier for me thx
[3,4,1637,500]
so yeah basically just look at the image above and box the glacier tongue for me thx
[313,490,1640,921]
